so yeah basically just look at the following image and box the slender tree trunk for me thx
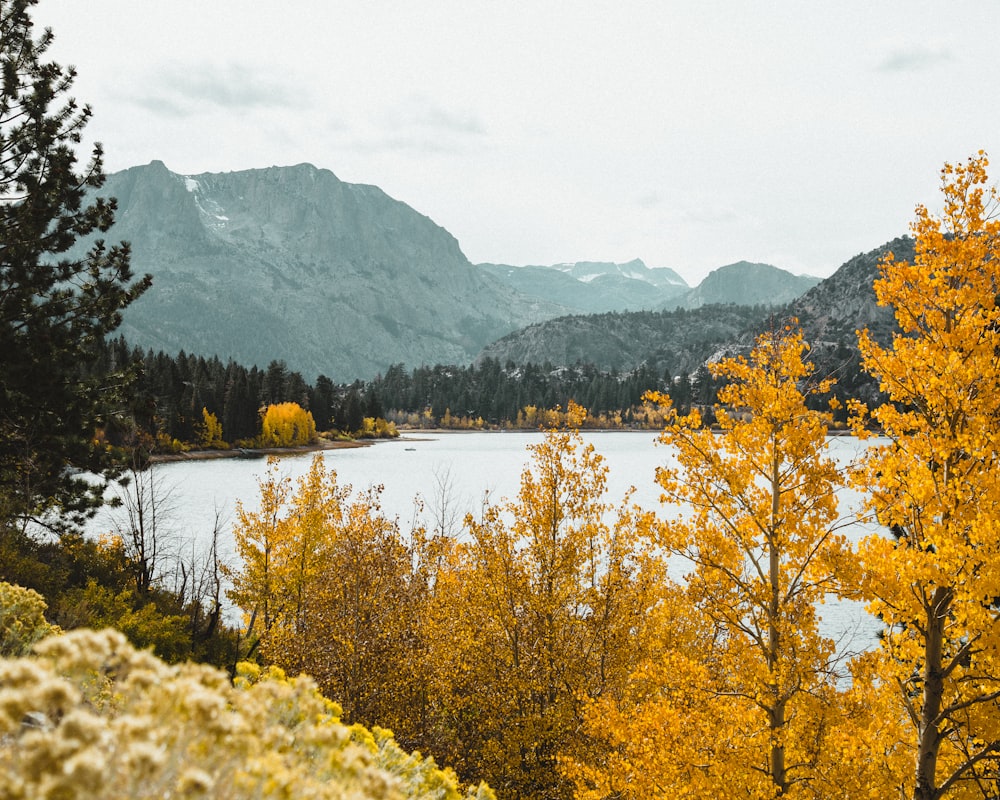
[768,448,787,794]
[913,587,950,800]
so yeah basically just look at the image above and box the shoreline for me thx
[149,437,375,463]
[149,426,862,463]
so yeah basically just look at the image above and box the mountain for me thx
[788,237,910,349]
[478,258,689,314]
[480,258,818,314]
[476,304,768,375]
[555,258,688,289]
[475,239,910,393]
[679,261,821,309]
[91,161,565,380]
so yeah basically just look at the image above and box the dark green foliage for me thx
[371,357,677,423]
[0,0,151,527]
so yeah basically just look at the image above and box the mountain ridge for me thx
[479,257,819,315]
[93,161,568,380]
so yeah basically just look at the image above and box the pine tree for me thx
[0,0,151,528]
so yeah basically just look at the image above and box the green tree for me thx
[0,0,151,528]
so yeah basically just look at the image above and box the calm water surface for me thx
[89,431,883,653]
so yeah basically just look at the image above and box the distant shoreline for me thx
[149,438,373,463]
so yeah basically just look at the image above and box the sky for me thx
[35,1,1000,285]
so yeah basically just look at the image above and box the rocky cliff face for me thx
[98,161,560,380]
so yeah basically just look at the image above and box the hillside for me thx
[476,238,911,399]
[476,304,768,375]
[93,161,565,380]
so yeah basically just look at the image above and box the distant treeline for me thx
[95,338,727,448]
[372,359,724,427]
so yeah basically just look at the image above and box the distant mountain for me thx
[788,237,910,349]
[679,261,821,309]
[555,258,688,289]
[480,258,818,315]
[478,258,689,315]
[91,162,565,380]
[476,239,909,396]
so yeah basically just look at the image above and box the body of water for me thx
[89,430,884,654]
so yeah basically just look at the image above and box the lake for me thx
[88,430,884,653]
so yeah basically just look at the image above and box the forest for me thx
[96,337,724,453]
[2,2,1000,798]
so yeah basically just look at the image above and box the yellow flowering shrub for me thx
[0,582,58,657]
[0,628,493,800]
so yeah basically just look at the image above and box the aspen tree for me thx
[642,326,850,799]
[438,403,665,800]
[853,152,1000,800]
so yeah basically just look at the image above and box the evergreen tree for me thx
[0,0,150,528]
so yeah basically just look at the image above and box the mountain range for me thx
[478,258,819,314]
[481,238,912,407]
[89,161,872,381]
[91,161,563,380]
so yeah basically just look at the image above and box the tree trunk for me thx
[912,587,950,800]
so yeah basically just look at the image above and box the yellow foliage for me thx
[612,326,851,799]
[259,402,316,447]
[434,419,668,799]
[851,152,1000,799]
[0,581,59,657]
[197,407,226,449]
[227,456,425,746]
[359,416,399,438]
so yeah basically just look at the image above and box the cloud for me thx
[877,45,954,73]
[381,96,487,137]
[635,191,663,209]
[125,61,310,117]
[338,96,488,156]
[341,131,487,158]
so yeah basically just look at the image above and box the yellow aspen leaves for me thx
[259,402,317,447]
[852,151,1000,800]
[433,405,668,800]
[197,407,226,449]
[600,325,851,800]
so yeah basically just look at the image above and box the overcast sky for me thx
[37,1,1000,284]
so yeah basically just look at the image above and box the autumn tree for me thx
[225,457,292,648]
[625,326,851,799]
[851,152,1000,800]
[0,0,151,528]
[429,404,667,799]
[259,402,316,447]
[197,407,225,449]
[227,456,425,742]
